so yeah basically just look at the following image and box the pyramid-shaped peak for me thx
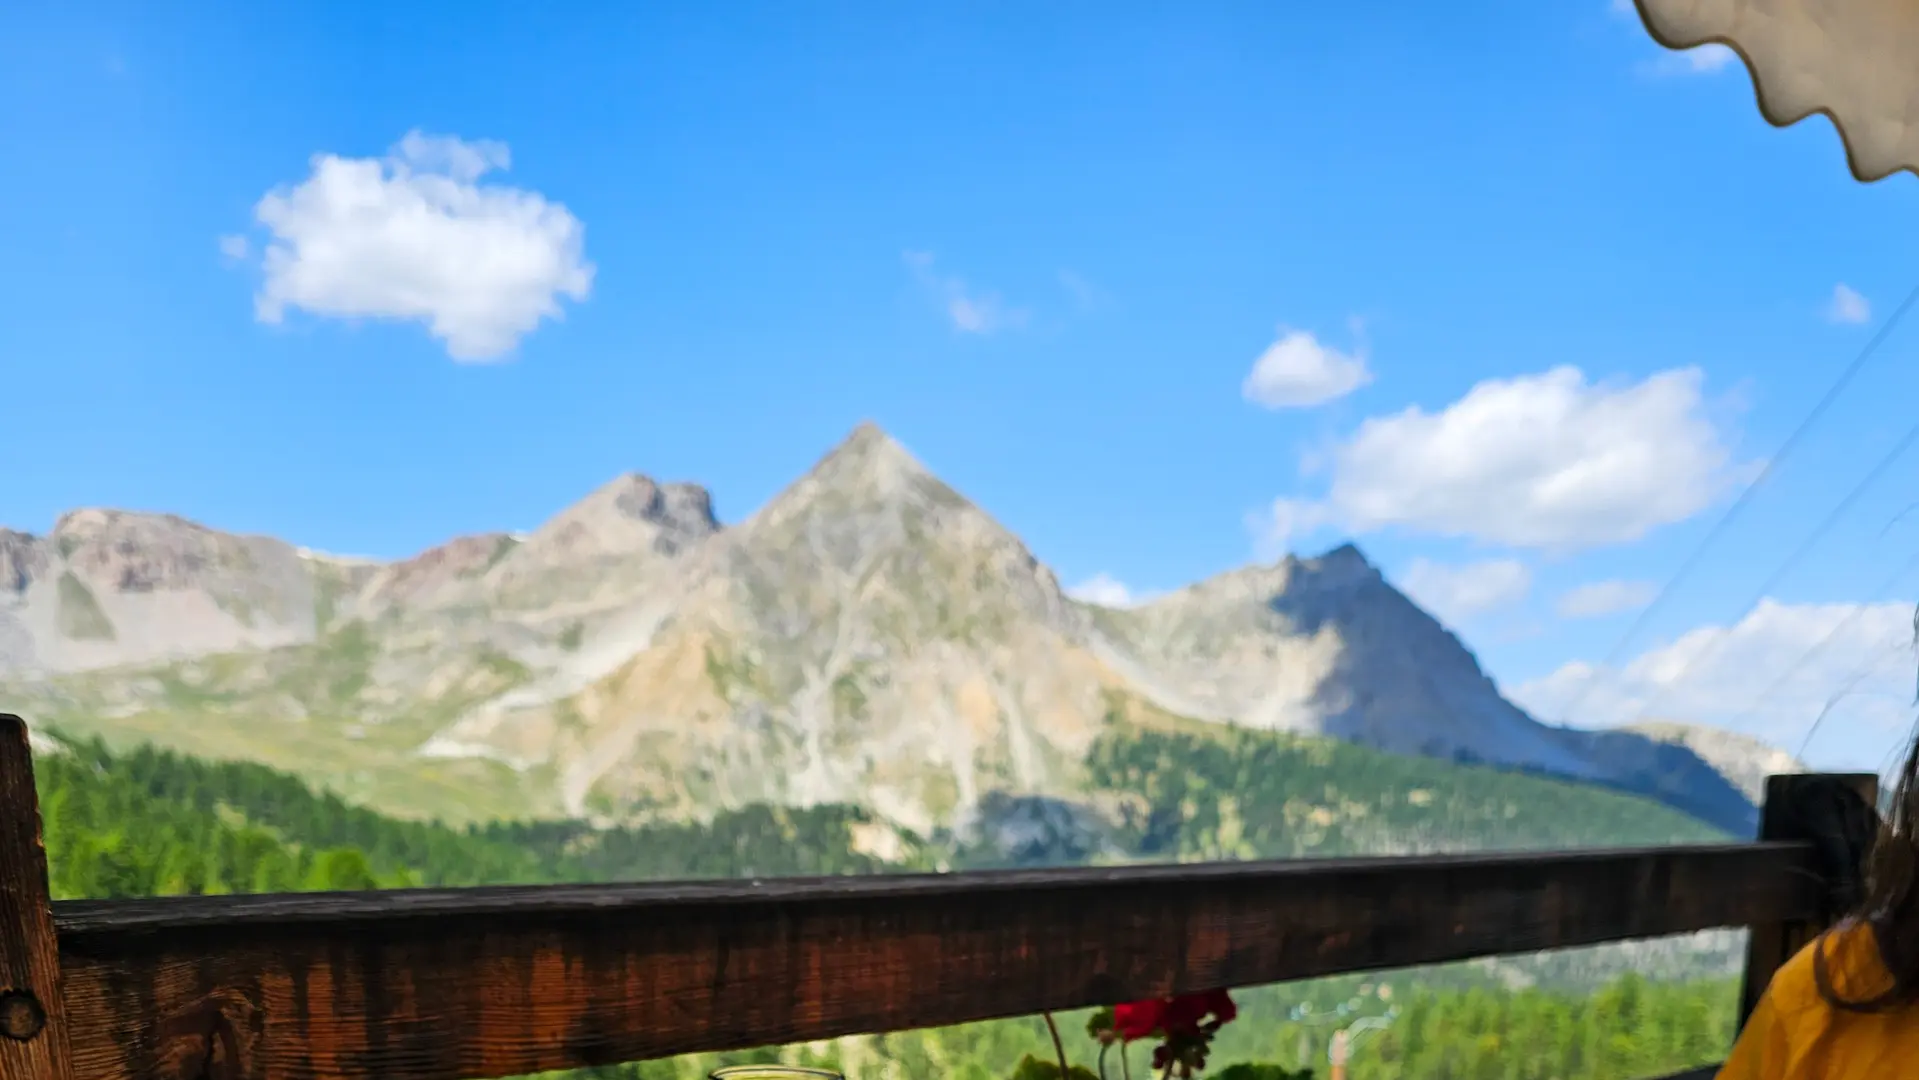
[736,421,1017,562]
[831,420,918,463]
[803,422,939,494]
[847,418,891,445]
[1305,541,1378,577]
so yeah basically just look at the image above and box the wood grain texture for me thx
[48,842,1815,1080]
[1737,772,1879,1029]
[0,714,76,1080]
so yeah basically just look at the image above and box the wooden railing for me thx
[0,714,1875,1080]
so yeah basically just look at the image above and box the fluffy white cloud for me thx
[242,131,594,362]
[1067,573,1153,608]
[1511,598,1919,771]
[1242,328,1373,409]
[1262,366,1738,551]
[1398,558,1532,625]
[1827,283,1872,325]
[905,252,1024,335]
[1557,579,1658,619]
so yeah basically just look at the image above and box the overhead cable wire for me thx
[1554,280,1919,726]
[1712,546,1919,760]
[1623,417,1919,725]
[1792,640,1914,763]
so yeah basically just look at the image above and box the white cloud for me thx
[905,252,1024,335]
[1261,366,1738,551]
[1557,579,1658,619]
[241,131,594,362]
[1068,573,1154,608]
[1643,44,1738,77]
[1827,283,1872,325]
[1242,328,1373,409]
[1511,598,1918,771]
[1399,558,1532,625]
[217,234,250,261]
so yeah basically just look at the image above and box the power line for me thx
[1554,280,1919,726]
[1795,634,1915,761]
[1713,548,1919,758]
[1622,417,1919,724]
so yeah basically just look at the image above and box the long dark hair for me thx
[1816,631,1919,1010]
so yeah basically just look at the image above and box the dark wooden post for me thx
[0,714,73,1080]
[1737,771,1881,1028]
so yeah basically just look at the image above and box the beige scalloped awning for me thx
[1633,0,1919,181]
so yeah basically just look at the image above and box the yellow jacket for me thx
[1720,920,1915,1079]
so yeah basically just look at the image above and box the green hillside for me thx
[1082,725,1725,862]
[34,734,894,899]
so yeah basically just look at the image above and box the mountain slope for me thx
[428,423,1118,830]
[1084,547,1754,835]
[0,510,326,674]
[1626,721,1804,803]
[1,423,1755,835]
[1086,549,1600,774]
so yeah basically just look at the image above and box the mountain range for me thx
[0,423,1771,837]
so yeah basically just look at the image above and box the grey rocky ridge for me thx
[1624,720,1806,804]
[0,422,1761,836]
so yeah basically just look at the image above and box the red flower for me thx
[1112,989,1236,1042]
[1113,998,1166,1041]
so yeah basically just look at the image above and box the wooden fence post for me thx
[1737,771,1881,1028]
[0,713,73,1080]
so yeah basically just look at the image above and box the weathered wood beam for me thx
[51,842,1815,1080]
[1736,772,1880,1028]
[0,715,76,1080]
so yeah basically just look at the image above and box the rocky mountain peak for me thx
[493,424,1102,828]
[4,439,1757,838]
[521,473,720,563]
[1625,720,1804,803]
[51,506,192,544]
[0,530,47,595]
[1313,542,1376,574]
[461,473,723,619]
[799,422,940,501]
[0,507,319,676]
[729,424,1046,599]
[48,508,285,595]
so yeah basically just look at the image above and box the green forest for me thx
[1079,723,1723,861]
[30,725,1738,1080]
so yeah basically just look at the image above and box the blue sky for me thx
[5,2,1919,772]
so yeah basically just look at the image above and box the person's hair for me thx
[1818,718,1919,1010]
